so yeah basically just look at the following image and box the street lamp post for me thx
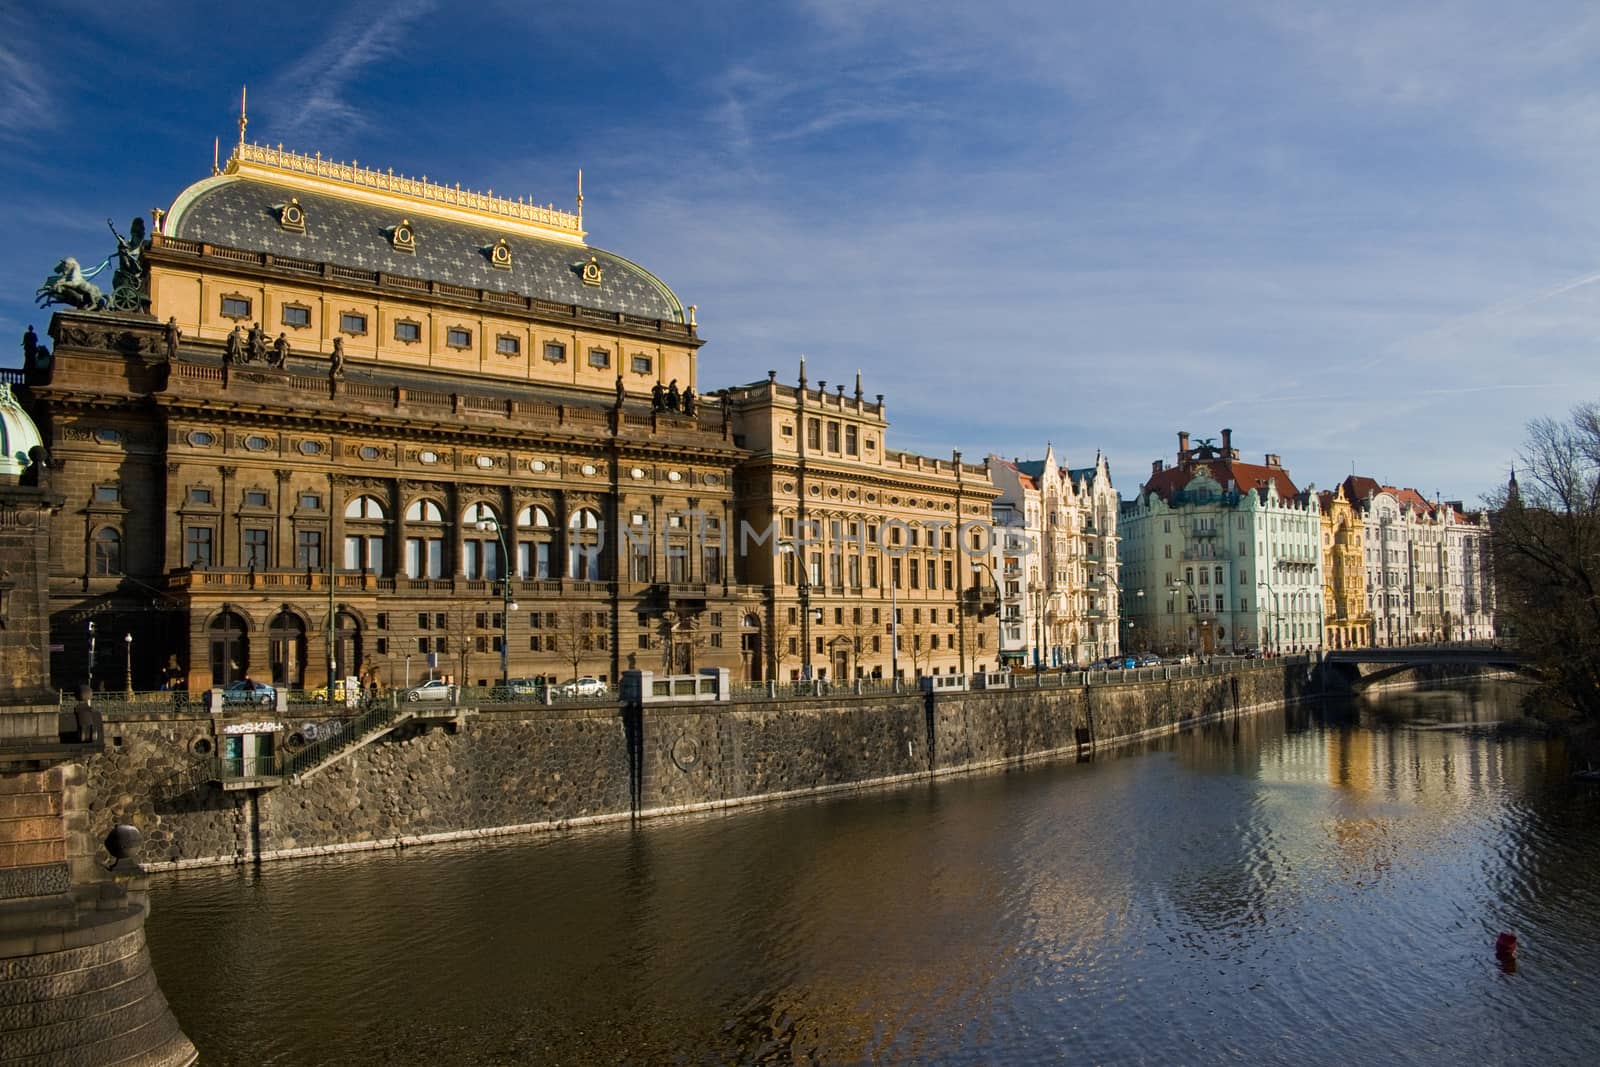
[476,519,519,684]
[87,621,96,693]
[973,561,1004,673]
[123,632,133,697]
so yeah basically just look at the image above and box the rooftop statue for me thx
[105,217,151,312]
[35,257,107,310]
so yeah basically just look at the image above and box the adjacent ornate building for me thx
[1318,484,1371,649]
[726,362,1001,682]
[988,447,1122,667]
[1121,429,1325,655]
[1340,476,1495,645]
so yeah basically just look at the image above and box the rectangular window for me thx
[299,493,321,511]
[845,425,858,455]
[242,527,269,569]
[496,335,520,356]
[446,327,472,349]
[221,296,251,319]
[92,485,120,504]
[244,489,268,508]
[281,304,311,328]
[826,422,840,451]
[295,530,323,569]
[188,487,212,505]
[631,354,652,374]
[588,348,611,369]
[394,320,422,343]
[339,312,368,335]
[807,419,821,449]
[185,526,212,567]
[543,341,567,363]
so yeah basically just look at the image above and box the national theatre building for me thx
[22,129,998,693]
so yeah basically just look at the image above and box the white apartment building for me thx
[988,447,1121,667]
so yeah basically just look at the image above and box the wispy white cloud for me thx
[263,0,438,140]
[0,13,51,137]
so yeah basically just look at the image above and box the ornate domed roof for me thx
[162,143,687,323]
[0,384,43,477]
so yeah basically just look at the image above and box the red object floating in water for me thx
[1495,932,1519,958]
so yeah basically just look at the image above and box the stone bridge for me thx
[1321,645,1533,690]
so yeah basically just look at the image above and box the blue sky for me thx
[6,1,1599,505]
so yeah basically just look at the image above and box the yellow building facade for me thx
[1320,486,1372,649]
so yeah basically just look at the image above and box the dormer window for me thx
[488,238,512,270]
[277,198,306,233]
[580,255,603,287]
[390,218,416,254]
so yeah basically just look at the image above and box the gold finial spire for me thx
[576,168,584,227]
[212,137,220,175]
[238,85,248,147]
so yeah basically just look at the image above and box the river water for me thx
[146,681,1600,1065]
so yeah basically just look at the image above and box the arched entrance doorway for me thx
[268,611,306,688]
[741,613,763,682]
[209,612,248,686]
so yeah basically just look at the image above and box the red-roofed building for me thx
[1339,476,1496,644]
[1121,429,1325,654]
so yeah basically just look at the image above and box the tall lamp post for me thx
[123,632,133,697]
[87,621,96,692]
[973,561,1004,673]
[476,518,519,685]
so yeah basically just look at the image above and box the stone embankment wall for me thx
[91,663,1318,871]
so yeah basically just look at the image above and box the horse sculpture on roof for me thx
[35,257,109,311]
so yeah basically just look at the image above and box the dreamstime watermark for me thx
[549,511,1039,567]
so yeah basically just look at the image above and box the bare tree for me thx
[769,608,799,679]
[552,607,608,681]
[1490,403,1600,727]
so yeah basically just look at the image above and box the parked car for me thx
[222,679,276,706]
[555,676,607,698]
[403,679,455,703]
[1167,653,1196,665]
[309,676,362,705]
[495,677,546,700]
[1136,652,1161,667]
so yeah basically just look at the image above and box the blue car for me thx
[222,679,276,706]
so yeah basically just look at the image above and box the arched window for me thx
[92,527,122,576]
[460,503,503,580]
[403,499,445,579]
[343,496,388,572]
[516,505,554,579]
[568,508,602,580]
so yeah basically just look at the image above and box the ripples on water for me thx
[146,681,1600,1065]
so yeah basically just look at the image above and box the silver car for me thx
[404,679,455,702]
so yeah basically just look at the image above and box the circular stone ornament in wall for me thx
[359,445,381,461]
[419,450,439,465]
[530,459,548,473]
[630,467,646,480]
[188,431,215,447]
[704,473,720,487]
[244,435,270,452]
[581,463,597,476]
[667,470,683,483]
[671,734,702,771]
[299,441,324,456]
[94,427,122,445]
[475,455,495,469]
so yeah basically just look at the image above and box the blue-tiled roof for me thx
[167,176,685,322]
